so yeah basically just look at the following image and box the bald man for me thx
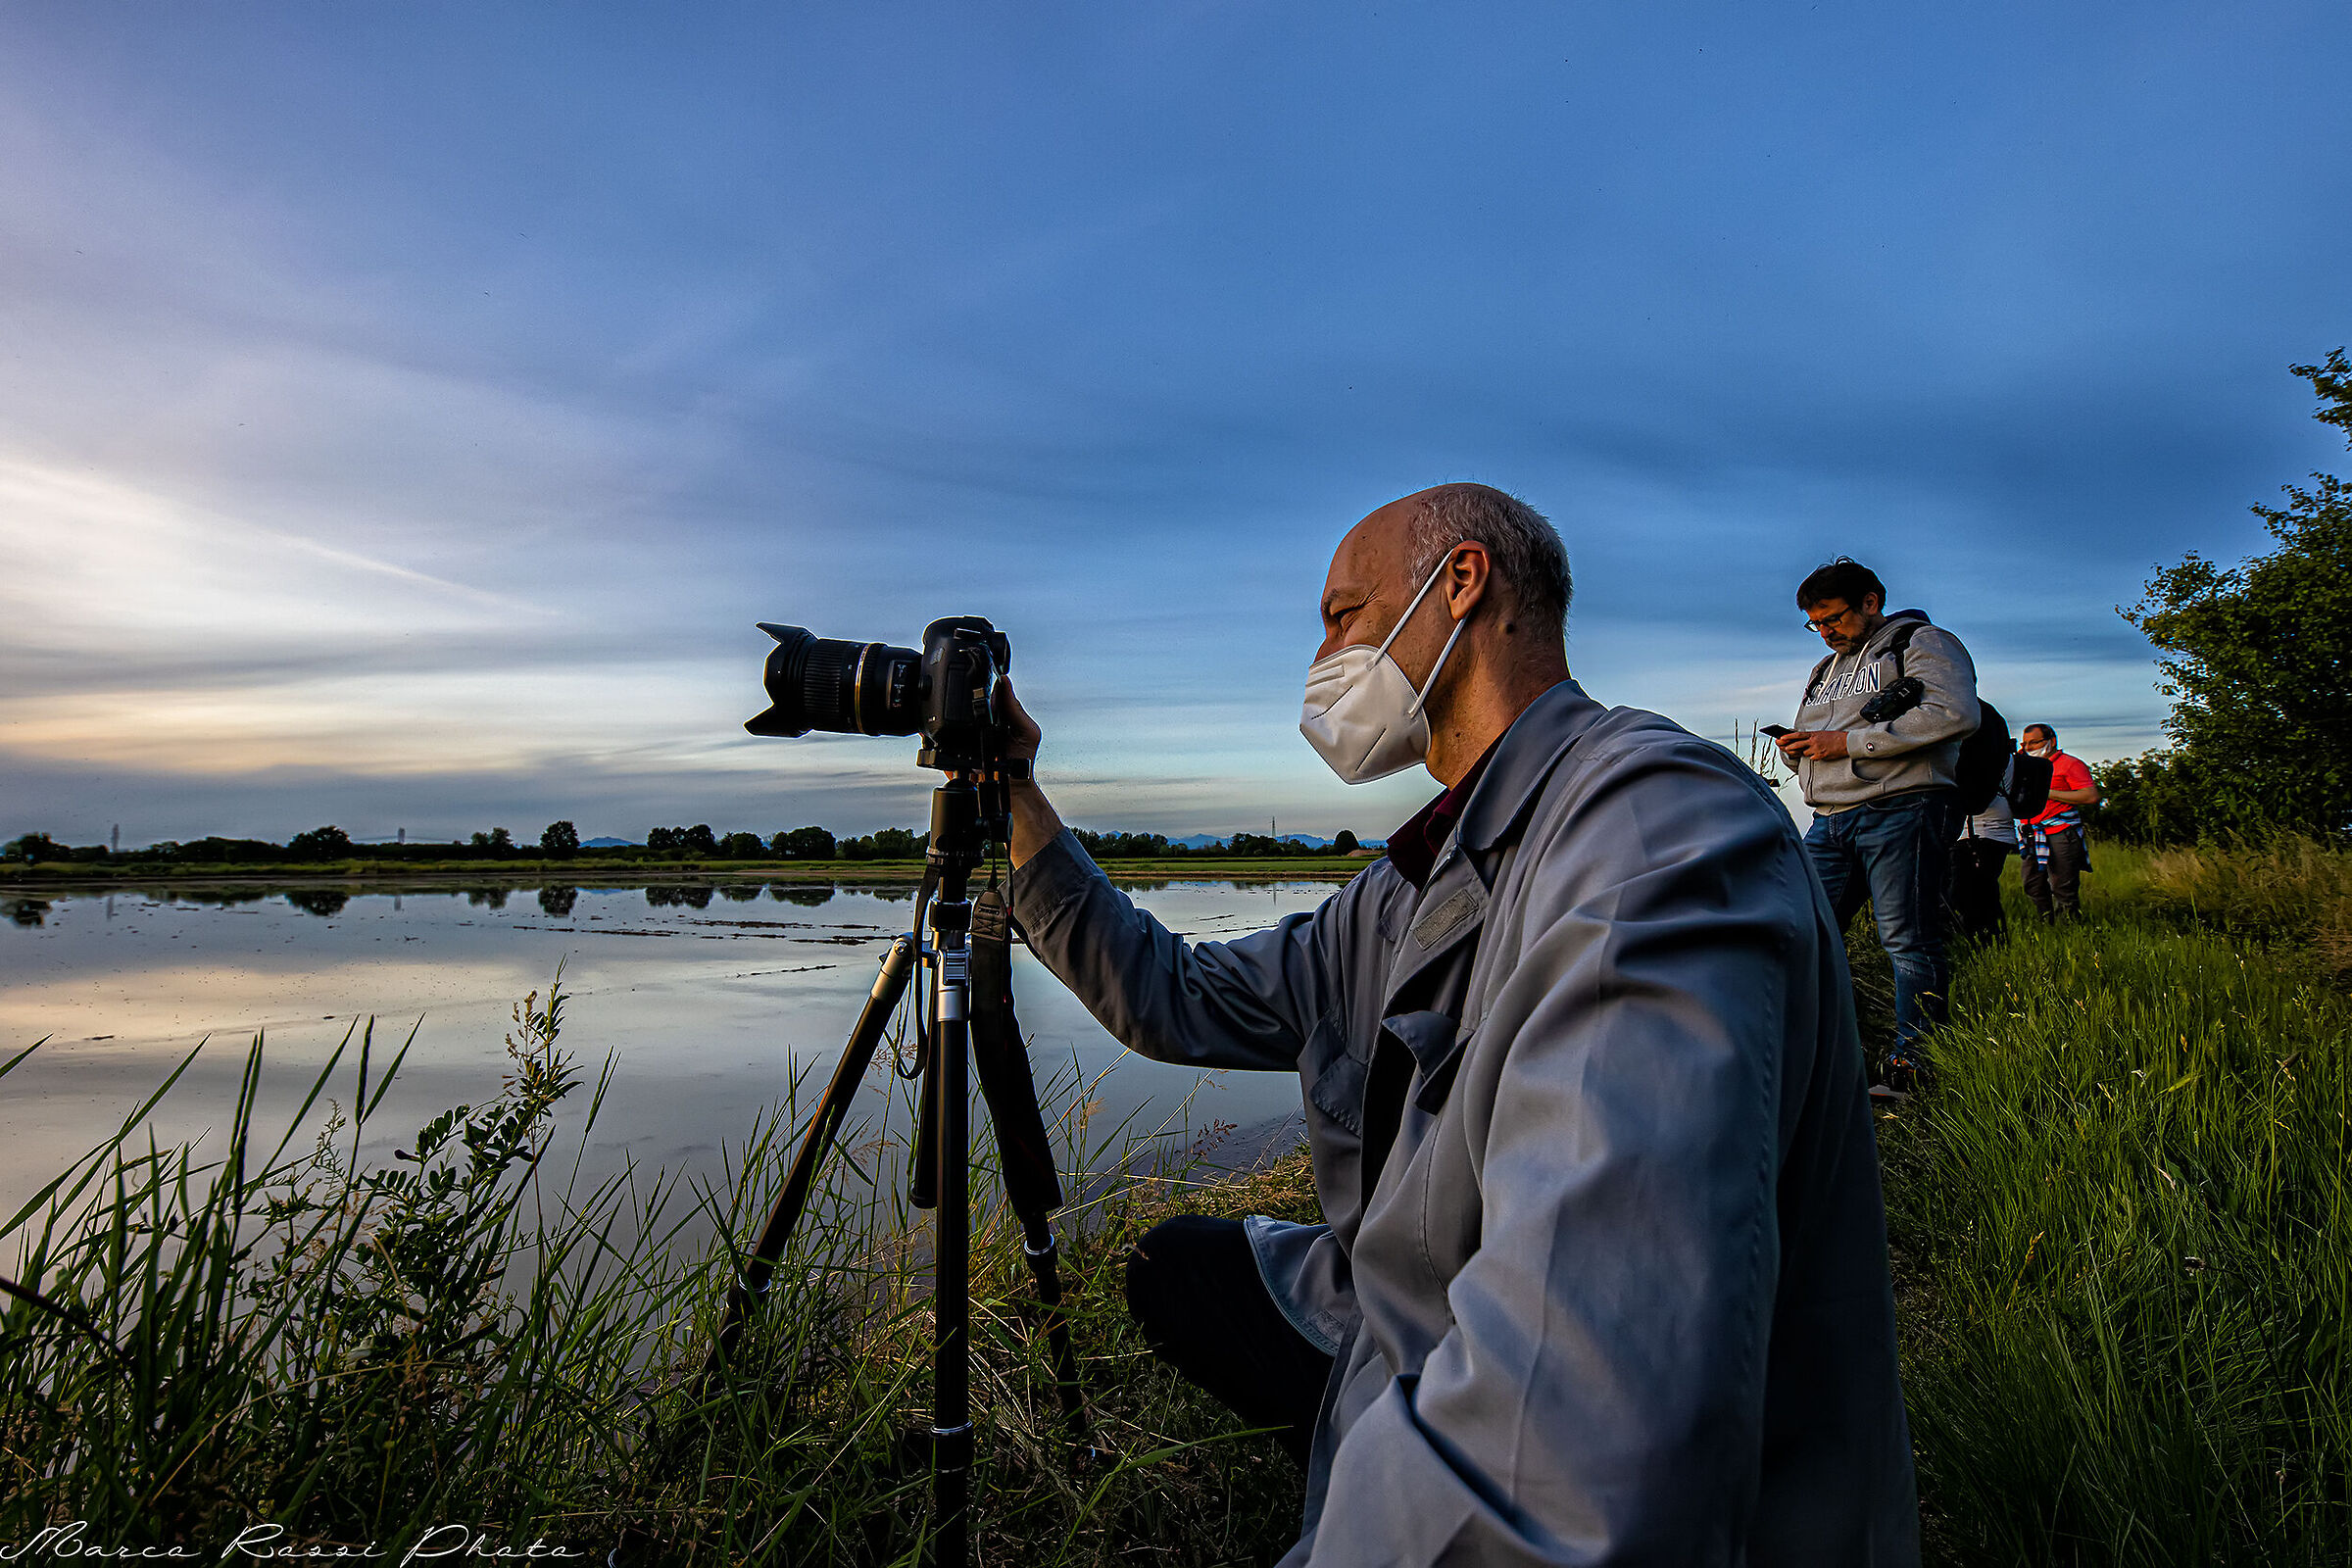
[1000,484,1917,1566]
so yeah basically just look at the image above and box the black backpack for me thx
[1807,615,2019,816]
[2002,746,2054,823]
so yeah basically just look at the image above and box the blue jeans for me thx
[1804,792,1957,1062]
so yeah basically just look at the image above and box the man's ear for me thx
[1446,542,1493,617]
[1863,591,1884,616]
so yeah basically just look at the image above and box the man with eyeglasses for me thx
[1777,558,1981,1099]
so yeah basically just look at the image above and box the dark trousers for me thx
[1944,836,2012,944]
[2022,826,2087,919]
[1124,1214,1334,1464]
[1803,791,1956,1062]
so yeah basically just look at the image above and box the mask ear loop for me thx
[1381,546,1470,721]
[1374,548,1461,660]
[1404,615,1468,721]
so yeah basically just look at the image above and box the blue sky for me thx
[2,2,2345,845]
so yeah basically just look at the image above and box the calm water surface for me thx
[0,878,1338,1222]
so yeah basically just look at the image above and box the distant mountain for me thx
[1170,832,1384,851]
[581,836,638,848]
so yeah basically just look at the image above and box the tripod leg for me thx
[910,1016,941,1210]
[1013,1216,1091,1446]
[928,895,975,1568]
[971,889,1093,1448]
[705,933,918,1378]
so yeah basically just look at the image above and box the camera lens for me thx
[747,624,923,737]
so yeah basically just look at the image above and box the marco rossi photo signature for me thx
[0,1524,590,1563]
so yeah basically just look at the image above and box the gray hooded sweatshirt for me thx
[1793,611,1980,812]
[1010,680,1918,1566]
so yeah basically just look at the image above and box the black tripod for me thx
[703,763,1089,1565]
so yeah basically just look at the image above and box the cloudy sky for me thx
[3,2,2346,847]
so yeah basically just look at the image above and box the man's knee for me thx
[1124,1213,1245,1343]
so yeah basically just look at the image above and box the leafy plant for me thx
[2123,351,2352,843]
[0,969,1323,1561]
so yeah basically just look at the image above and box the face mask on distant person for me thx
[1299,550,1470,784]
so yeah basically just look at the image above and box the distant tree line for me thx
[2094,351,2352,848]
[1068,829,1363,858]
[0,821,864,868]
[3,817,1373,869]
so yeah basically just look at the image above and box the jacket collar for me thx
[1455,678,1612,857]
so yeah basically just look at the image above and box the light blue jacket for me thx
[1011,680,1918,1566]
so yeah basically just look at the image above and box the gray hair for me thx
[1405,483,1571,636]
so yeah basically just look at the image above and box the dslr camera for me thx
[747,616,1016,774]
[1857,675,1928,725]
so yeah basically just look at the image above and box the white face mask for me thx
[1299,551,1470,784]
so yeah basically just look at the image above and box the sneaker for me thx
[1870,1054,1928,1102]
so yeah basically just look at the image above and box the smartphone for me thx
[1759,724,1792,739]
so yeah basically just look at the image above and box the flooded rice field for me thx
[0,876,1340,1224]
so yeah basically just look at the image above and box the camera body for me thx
[748,616,1012,773]
[1857,675,1927,725]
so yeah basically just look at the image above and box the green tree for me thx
[837,827,924,860]
[287,825,353,860]
[718,831,766,858]
[681,823,717,855]
[867,827,924,858]
[770,825,836,859]
[2125,350,2352,841]
[3,833,61,865]
[1334,829,1360,854]
[540,820,579,857]
[2088,752,2204,847]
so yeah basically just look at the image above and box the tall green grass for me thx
[0,979,1320,1561]
[1880,847,2352,1566]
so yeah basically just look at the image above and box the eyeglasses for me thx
[1802,608,1856,634]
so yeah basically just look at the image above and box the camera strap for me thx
[895,863,945,1079]
[1884,617,1919,680]
[970,887,1063,1219]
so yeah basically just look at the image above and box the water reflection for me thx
[0,875,1357,1227]
[718,884,762,903]
[466,888,511,910]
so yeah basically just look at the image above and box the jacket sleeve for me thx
[1847,624,1979,761]
[1006,826,1335,1072]
[1306,742,1805,1566]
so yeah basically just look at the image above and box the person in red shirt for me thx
[2018,724,2099,919]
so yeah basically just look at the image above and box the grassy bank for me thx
[6,844,2347,1562]
[1874,842,2352,1566]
